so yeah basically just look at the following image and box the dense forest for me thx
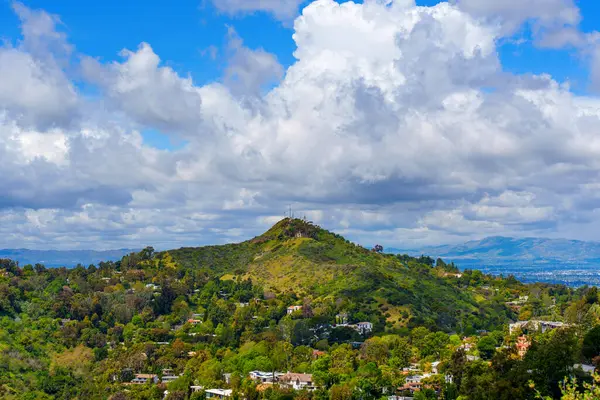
[1,218,600,399]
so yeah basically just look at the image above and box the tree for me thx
[477,336,497,361]
[582,325,600,361]
[372,245,384,253]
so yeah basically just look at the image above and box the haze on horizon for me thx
[1,0,600,251]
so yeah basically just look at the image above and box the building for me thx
[356,321,373,334]
[574,364,596,375]
[287,305,303,315]
[279,372,316,391]
[336,313,349,325]
[249,371,284,383]
[206,389,233,400]
[430,361,441,375]
[312,350,326,359]
[509,320,567,335]
[191,386,204,392]
[347,321,373,335]
[129,374,158,385]
[516,335,531,358]
[161,369,180,383]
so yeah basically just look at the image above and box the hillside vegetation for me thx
[166,218,516,332]
[2,218,599,399]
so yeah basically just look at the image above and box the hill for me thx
[0,248,137,268]
[163,218,519,332]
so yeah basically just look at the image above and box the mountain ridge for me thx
[0,248,138,268]
[387,236,600,263]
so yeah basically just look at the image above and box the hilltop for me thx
[161,218,519,332]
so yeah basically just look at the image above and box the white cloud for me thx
[210,0,305,21]
[452,0,581,40]
[0,3,77,128]
[224,28,284,95]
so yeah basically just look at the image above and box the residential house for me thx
[129,374,158,385]
[161,369,180,383]
[574,364,596,375]
[430,361,441,375]
[356,321,373,334]
[509,320,567,335]
[335,313,349,325]
[348,321,373,335]
[312,350,326,359]
[190,386,204,393]
[206,389,232,400]
[188,319,203,325]
[249,371,284,383]
[516,336,531,358]
[279,372,316,391]
[287,305,303,315]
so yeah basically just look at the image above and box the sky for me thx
[1,0,600,250]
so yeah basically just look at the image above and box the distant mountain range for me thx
[388,236,600,286]
[0,249,137,268]
[387,236,600,264]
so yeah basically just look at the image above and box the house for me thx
[312,350,326,359]
[574,364,596,375]
[509,320,567,335]
[279,372,316,391]
[430,361,441,375]
[191,386,204,392]
[223,373,232,384]
[237,302,249,308]
[398,381,423,394]
[356,321,373,334]
[336,313,349,325]
[188,319,203,325]
[161,369,180,383]
[516,335,531,358]
[206,389,233,399]
[249,371,284,383]
[287,305,303,315]
[146,283,161,291]
[129,374,158,385]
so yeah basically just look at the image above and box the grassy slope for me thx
[164,218,510,331]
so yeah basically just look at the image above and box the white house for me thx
[348,321,373,335]
[574,364,596,375]
[129,374,158,385]
[279,372,316,391]
[509,320,567,335]
[249,371,284,383]
[206,389,233,400]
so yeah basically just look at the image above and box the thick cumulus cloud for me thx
[2,0,600,250]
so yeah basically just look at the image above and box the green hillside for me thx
[165,218,516,332]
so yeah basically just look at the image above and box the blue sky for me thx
[1,0,600,250]
[1,0,597,89]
